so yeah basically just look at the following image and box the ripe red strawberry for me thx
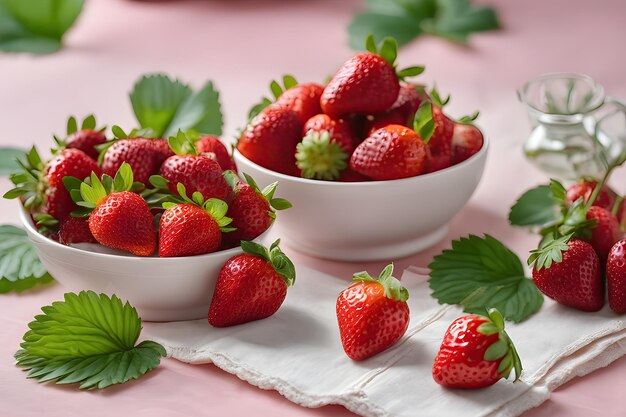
[350,124,427,180]
[223,171,291,242]
[159,196,233,257]
[302,114,355,153]
[54,115,107,160]
[151,138,175,161]
[76,163,156,256]
[237,104,302,176]
[432,309,522,389]
[606,239,626,314]
[337,264,409,361]
[195,135,237,172]
[565,180,616,211]
[160,131,230,201]
[297,114,357,180]
[364,111,407,136]
[530,237,604,311]
[276,83,324,125]
[102,138,165,185]
[208,240,296,327]
[58,217,96,245]
[423,105,454,173]
[390,83,426,120]
[321,35,424,117]
[4,147,101,222]
[586,206,622,261]
[451,123,484,164]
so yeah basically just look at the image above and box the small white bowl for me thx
[234,138,488,261]
[20,209,272,322]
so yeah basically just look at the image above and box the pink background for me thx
[2,0,626,415]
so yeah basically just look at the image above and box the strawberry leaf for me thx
[130,74,223,138]
[0,225,54,293]
[484,339,507,361]
[413,101,435,143]
[353,264,409,302]
[509,185,562,227]
[0,0,85,54]
[0,146,25,176]
[16,291,166,389]
[428,235,544,322]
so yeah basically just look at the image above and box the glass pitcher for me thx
[518,73,626,180]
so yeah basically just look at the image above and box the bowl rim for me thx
[19,207,271,262]
[234,134,489,186]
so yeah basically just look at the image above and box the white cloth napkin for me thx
[143,266,626,417]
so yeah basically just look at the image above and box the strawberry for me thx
[432,309,522,389]
[74,163,156,256]
[208,239,296,327]
[159,189,234,257]
[451,123,484,164]
[530,237,604,311]
[223,171,291,242]
[423,105,454,173]
[336,264,410,361]
[160,131,230,201]
[321,36,424,117]
[586,206,622,261]
[58,217,96,245]
[195,135,237,172]
[4,147,100,222]
[102,138,163,185]
[565,180,616,211]
[364,111,407,136]
[606,239,626,314]
[53,115,107,160]
[296,114,357,180]
[276,83,324,125]
[237,104,302,176]
[364,84,427,134]
[349,124,427,180]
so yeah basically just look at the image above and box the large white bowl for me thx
[234,137,488,261]
[20,209,271,322]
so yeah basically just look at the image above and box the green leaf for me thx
[396,66,425,78]
[113,162,134,192]
[528,233,572,270]
[421,0,500,44]
[413,101,435,143]
[16,291,166,389]
[348,12,423,50]
[353,264,409,302]
[484,339,508,360]
[509,185,561,227]
[270,198,292,211]
[0,147,26,176]
[0,0,84,54]
[282,75,298,90]
[378,36,398,65]
[81,114,96,130]
[66,116,78,135]
[428,235,544,322]
[165,80,223,137]
[0,225,54,293]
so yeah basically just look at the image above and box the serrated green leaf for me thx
[0,147,26,176]
[428,234,543,322]
[16,291,166,389]
[0,225,54,292]
[509,185,561,227]
[164,80,223,137]
[0,0,84,54]
[421,0,500,44]
[348,12,423,50]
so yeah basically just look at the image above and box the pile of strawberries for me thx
[529,179,626,313]
[237,35,484,182]
[5,116,290,257]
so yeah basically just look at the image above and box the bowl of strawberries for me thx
[234,36,488,261]
[8,120,290,321]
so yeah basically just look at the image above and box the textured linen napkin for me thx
[143,266,626,417]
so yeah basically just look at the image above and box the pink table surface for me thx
[2,0,626,416]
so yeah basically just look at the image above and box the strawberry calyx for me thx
[412,87,454,144]
[52,114,106,153]
[223,170,292,220]
[2,146,47,210]
[476,308,522,381]
[67,162,135,217]
[352,263,409,302]
[168,130,198,156]
[240,239,296,287]
[32,213,59,234]
[161,182,234,232]
[247,74,299,120]
[364,34,424,81]
[295,130,348,181]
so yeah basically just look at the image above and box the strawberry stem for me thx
[353,264,409,302]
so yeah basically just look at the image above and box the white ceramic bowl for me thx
[20,209,272,322]
[234,138,488,261]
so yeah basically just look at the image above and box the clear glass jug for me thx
[518,73,626,180]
